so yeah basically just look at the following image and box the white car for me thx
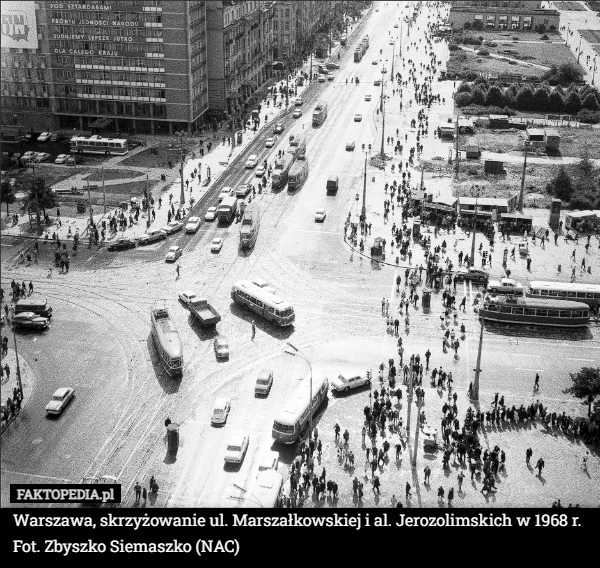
[295,96,303,106]
[257,450,279,473]
[255,165,266,177]
[224,434,249,464]
[327,73,334,81]
[245,154,258,169]
[265,137,275,148]
[365,94,372,101]
[35,152,52,162]
[486,278,524,295]
[255,369,274,396]
[204,206,217,221]
[331,373,371,393]
[354,114,362,122]
[218,187,234,202]
[318,74,326,82]
[165,245,182,262]
[21,151,37,162]
[211,397,231,425]
[37,132,52,142]
[185,216,201,233]
[54,154,69,164]
[178,290,198,306]
[315,209,327,222]
[211,237,223,252]
[292,109,302,118]
[164,220,183,234]
[45,387,74,415]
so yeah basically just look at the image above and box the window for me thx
[540,289,548,296]
[524,308,537,316]
[549,290,558,297]
[587,292,595,299]
[547,310,559,317]
[255,300,264,308]
[567,291,577,298]
[511,15,520,29]
[523,16,532,30]
[572,311,582,318]
[487,304,499,312]
[512,307,524,315]
[576,292,587,298]
[486,15,496,28]
[499,306,512,313]
[498,15,508,29]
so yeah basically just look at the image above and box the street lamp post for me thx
[592,56,597,86]
[469,184,483,268]
[361,148,369,223]
[472,313,484,401]
[13,331,24,402]
[177,131,186,207]
[379,69,386,158]
[518,141,529,213]
[285,342,313,439]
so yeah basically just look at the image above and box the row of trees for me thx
[1,174,56,227]
[455,79,600,116]
[546,152,600,210]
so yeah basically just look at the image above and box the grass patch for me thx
[484,41,581,70]
[120,145,197,169]
[84,168,144,182]
[448,49,547,79]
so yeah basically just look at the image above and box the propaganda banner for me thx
[1,1,38,50]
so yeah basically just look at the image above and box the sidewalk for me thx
[0,344,35,434]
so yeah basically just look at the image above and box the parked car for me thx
[265,137,275,148]
[330,373,371,393]
[211,397,231,425]
[37,132,52,142]
[11,312,50,330]
[107,237,136,251]
[318,74,326,82]
[354,114,362,122]
[295,96,303,106]
[365,94,372,101]
[224,434,249,464]
[211,237,223,252]
[326,62,340,70]
[292,109,302,118]
[255,369,274,396]
[327,73,334,81]
[34,152,52,162]
[163,220,183,235]
[185,216,201,233]
[455,268,489,284]
[235,184,251,198]
[204,206,218,221]
[165,245,182,262]
[214,335,229,359]
[45,387,74,415]
[178,290,198,306]
[54,154,69,164]
[21,151,37,162]
[273,122,285,134]
[50,133,62,142]
[245,154,258,169]
[255,164,266,177]
[486,278,524,295]
[65,155,83,165]
[346,140,355,151]
[137,229,166,245]
[315,209,327,222]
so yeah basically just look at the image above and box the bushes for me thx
[564,91,582,114]
[456,81,472,94]
[470,86,486,106]
[455,92,472,107]
[463,22,472,30]
[485,85,505,107]
[448,43,459,51]
[532,87,549,112]
[461,35,482,46]
[581,92,600,111]
[477,48,490,56]
[535,23,546,34]
[577,109,600,124]
[460,104,515,116]
[547,90,565,113]
[515,85,535,110]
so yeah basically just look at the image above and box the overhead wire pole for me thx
[13,331,24,401]
[472,313,484,402]
[469,185,483,267]
[179,132,186,207]
[518,141,529,213]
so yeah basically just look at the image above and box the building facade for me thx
[206,1,274,119]
[449,1,560,31]
[1,0,209,135]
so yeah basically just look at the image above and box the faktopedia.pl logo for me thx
[1,11,31,43]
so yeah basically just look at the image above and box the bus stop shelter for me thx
[500,212,533,234]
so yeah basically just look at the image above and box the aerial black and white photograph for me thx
[1,0,600,511]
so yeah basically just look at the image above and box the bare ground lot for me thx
[120,146,196,169]
[84,168,144,182]
[484,40,581,70]
[448,50,547,79]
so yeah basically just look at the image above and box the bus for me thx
[526,281,600,310]
[231,280,295,326]
[243,470,284,508]
[480,296,589,328]
[272,375,329,444]
[217,194,238,224]
[150,308,183,377]
[70,135,129,156]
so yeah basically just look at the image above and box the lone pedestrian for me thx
[457,471,464,492]
[405,481,412,500]
[134,482,142,503]
[526,447,533,465]
[251,320,256,341]
[142,487,147,502]
[536,457,545,476]
[534,374,540,391]
[175,262,181,280]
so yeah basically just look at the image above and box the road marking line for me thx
[1,469,74,482]
[515,368,545,372]
[566,358,596,362]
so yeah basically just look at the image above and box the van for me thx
[14,297,53,318]
[326,175,339,194]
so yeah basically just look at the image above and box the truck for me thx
[354,49,362,62]
[287,160,309,192]
[217,194,238,223]
[312,101,328,127]
[271,154,295,190]
[188,297,221,327]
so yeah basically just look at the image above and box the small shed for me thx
[458,116,474,134]
[544,129,560,150]
[465,138,481,159]
[438,125,455,140]
[526,128,545,148]
[484,160,505,175]
[488,114,509,129]
[500,211,533,233]
[565,210,598,232]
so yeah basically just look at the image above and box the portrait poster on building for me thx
[1,1,39,50]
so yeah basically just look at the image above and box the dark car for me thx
[137,229,167,246]
[12,312,50,330]
[65,155,84,166]
[107,237,136,251]
[455,268,489,284]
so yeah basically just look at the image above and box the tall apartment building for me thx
[206,1,274,119]
[449,1,560,31]
[1,1,209,135]
[273,1,299,61]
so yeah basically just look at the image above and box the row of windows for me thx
[2,97,50,108]
[485,305,588,317]
[472,14,536,29]
[71,56,165,69]
[50,10,162,23]
[530,290,600,300]
[51,25,149,38]
[51,40,163,54]
[57,69,164,83]
[55,99,167,117]
[236,290,276,314]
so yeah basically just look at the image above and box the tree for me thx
[563,367,600,418]
[515,85,535,110]
[546,166,573,201]
[577,149,595,178]
[470,86,486,106]
[564,91,582,114]
[456,81,472,94]
[547,90,565,113]
[485,85,505,107]
[22,175,55,219]
[463,21,472,30]
[581,92,600,111]
[557,62,583,84]
[532,87,549,112]
[454,92,472,107]
[1,182,16,215]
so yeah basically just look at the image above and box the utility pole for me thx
[86,178,93,227]
[469,185,482,267]
[102,165,106,214]
[361,151,368,222]
[454,117,460,176]
[406,367,414,435]
[472,313,484,401]
[13,331,24,401]
[518,142,528,213]
[379,72,386,158]
[412,397,422,466]
[32,169,42,236]
[179,133,185,207]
